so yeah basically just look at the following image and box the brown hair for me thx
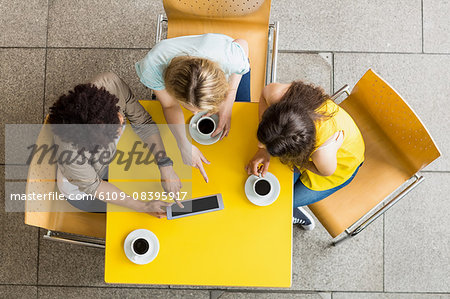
[257,81,331,169]
[164,56,228,112]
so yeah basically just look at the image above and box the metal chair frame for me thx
[329,85,426,246]
[25,117,107,249]
[44,230,105,249]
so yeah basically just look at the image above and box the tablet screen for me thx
[171,196,219,216]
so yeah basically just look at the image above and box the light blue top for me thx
[135,33,250,90]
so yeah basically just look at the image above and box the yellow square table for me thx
[105,101,293,287]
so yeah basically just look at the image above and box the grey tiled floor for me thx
[1,0,449,298]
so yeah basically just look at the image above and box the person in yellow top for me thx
[246,81,365,231]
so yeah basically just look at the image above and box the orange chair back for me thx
[163,0,272,101]
[24,116,106,238]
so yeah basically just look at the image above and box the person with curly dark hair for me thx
[246,81,365,230]
[48,83,123,153]
[48,72,183,216]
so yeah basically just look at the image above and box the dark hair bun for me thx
[257,81,330,168]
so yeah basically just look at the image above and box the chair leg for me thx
[265,21,280,85]
[150,13,168,100]
[331,84,351,102]
[43,230,105,249]
[331,174,424,246]
[155,13,168,44]
[331,229,351,246]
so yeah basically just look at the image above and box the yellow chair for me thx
[155,0,278,101]
[24,116,106,248]
[309,69,441,245]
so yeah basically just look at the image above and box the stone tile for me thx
[384,172,450,293]
[334,292,450,298]
[289,208,384,291]
[277,53,332,94]
[37,233,167,288]
[4,165,29,180]
[0,0,48,47]
[0,49,46,163]
[169,285,219,290]
[3,165,29,213]
[37,233,105,286]
[38,286,208,298]
[270,0,422,52]
[423,0,450,53]
[44,48,150,114]
[47,0,164,48]
[211,290,225,299]
[219,291,331,299]
[334,53,450,171]
[0,166,39,285]
[4,124,45,165]
[0,285,37,299]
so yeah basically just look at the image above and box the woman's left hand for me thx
[210,101,233,140]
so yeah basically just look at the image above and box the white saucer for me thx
[123,229,160,265]
[244,172,281,206]
[188,111,222,145]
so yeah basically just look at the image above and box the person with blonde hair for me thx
[136,33,250,182]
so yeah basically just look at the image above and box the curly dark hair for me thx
[257,81,332,169]
[48,84,121,153]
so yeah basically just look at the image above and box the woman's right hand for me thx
[180,142,210,182]
[138,200,173,219]
[245,148,271,177]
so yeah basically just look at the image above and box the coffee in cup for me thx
[132,237,150,255]
[253,178,272,197]
[193,116,216,137]
[198,118,215,134]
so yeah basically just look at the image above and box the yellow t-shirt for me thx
[300,100,365,191]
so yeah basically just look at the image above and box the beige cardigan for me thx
[54,72,159,196]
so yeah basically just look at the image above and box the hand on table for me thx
[159,165,184,208]
[139,200,173,219]
[180,142,210,183]
[245,148,271,177]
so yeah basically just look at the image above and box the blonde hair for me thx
[164,56,228,112]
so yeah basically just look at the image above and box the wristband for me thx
[157,156,174,168]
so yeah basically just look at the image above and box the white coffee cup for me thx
[131,237,150,261]
[124,229,159,265]
[253,176,273,198]
[192,116,216,137]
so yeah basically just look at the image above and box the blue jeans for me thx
[66,195,107,213]
[66,167,108,213]
[150,69,251,101]
[293,164,362,208]
[235,69,251,102]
